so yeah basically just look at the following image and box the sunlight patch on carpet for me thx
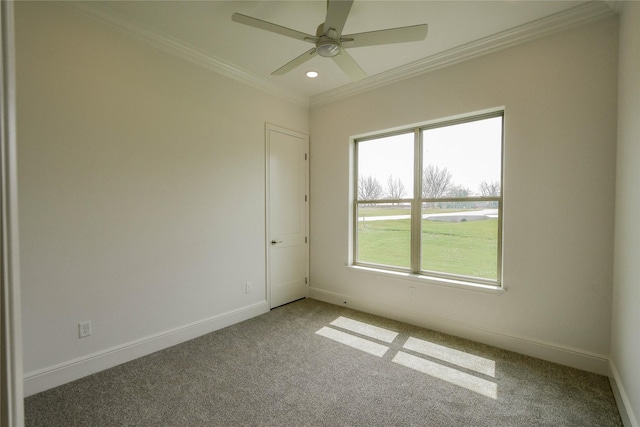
[316,317,499,399]
[330,316,399,343]
[392,351,498,399]
[403,337,495,377]
[316,326,389,357]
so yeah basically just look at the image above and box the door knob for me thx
[271,240,283,245]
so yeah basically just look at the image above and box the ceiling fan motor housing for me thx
[316,39,341,57]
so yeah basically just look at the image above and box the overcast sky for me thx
[358,116,502,197]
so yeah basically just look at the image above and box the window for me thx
[354,111,503,287]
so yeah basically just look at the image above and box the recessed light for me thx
[306,70,319,78]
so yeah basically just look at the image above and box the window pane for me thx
[421,202,498,280]
[358,133,413,200]
[422,116,502,198]
[356,203,411,269]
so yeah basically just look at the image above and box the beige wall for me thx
[16,2,308,394]
[310,17,618,374]
[612,2,640,425]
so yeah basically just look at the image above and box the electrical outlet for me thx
[245,282,252,293]
[79,321,92,338]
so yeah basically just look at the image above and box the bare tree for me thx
[443,185,473,209]
[479,180,500,197]
[386,175,406,200]
[358,175,384,200]
[422,165,453,198]
[447,184,471,198]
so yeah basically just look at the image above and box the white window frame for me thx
[352,110,504,289]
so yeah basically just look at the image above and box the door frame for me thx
[1,1,24,425]
[265,123,309,309]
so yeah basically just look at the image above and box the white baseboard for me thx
[309,287,610,376]
[610,361,639,427]
[23,301,269,397]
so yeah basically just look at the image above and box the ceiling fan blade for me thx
[323,0,354,37]
[343,24,428,48]
[332,50,366,81]
[232,13,315,43]
[272,48,318,76]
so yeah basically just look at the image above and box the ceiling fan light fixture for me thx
[316,40,341,57]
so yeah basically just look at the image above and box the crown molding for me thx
[310,1,616,109]
[64,2,310,108]
[604,1,625,14]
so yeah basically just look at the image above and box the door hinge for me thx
[305,277,308,284]
[305,153,308,160]
[305,236,308,243]
[305,195,308,202]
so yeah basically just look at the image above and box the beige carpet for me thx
[25,298,622,426]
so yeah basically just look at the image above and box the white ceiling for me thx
[71,1,615,106]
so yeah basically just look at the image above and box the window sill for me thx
[347,265,506,295]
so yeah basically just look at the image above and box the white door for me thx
[266,124,309,309]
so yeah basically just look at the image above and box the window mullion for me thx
[410,128,422,273]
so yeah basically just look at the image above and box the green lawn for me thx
[357,207,411,216]
[357,206,479,217]
[357,218,498,280]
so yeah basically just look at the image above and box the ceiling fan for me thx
[232,0,428,81]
